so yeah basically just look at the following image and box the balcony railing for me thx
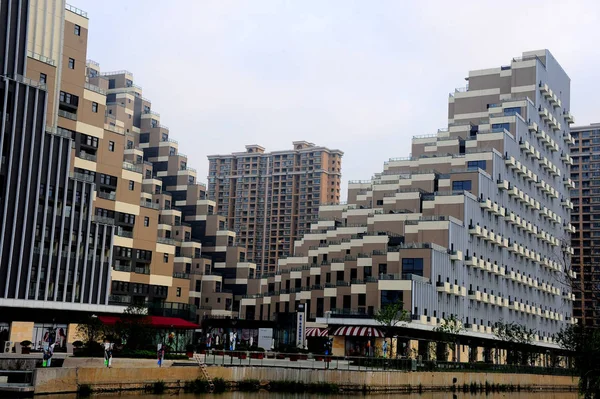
[78,151,97,162]
[84,82,106,95]
[58,109,77,120]
[97,191,115,201]
[93,215,115,225]
[122,162,142,173]
[116,229,133,238]
[140,200,159,210]
[70,171,94,183]
[173,272,190,279]
[27,50,55,66]
[157,237,175,245]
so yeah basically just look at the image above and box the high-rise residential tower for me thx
[567,123,600,327]
[241,50,576,361]
[208,143,343,273]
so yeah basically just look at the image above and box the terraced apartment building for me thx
[87,67,257,322]
[240,50,577,359]
[208,143,343,273]
[0,0,253,350]
[568,123,600,327]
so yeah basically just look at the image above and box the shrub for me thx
[213,377,228,393]
[72,340,84,349]
[184,378,210,393]
[78,384,93,397]
[237,379,260,392]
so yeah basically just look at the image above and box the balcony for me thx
[468,290,481,301]
[539,82,549,95]
[564,111,575,124]
[157,237,175,245]
[479,199,492,210]
[496,179,509,190]
[449,250,463,261]
[464,256,478,267]
[97,191,115,201]
[436,281,451,293]
[78,151,96,162]
[528,121,538,132]
[504,156,516,168]
[58,109,77,120]
[538,107,550,120]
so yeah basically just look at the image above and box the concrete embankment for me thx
[32,358,579,395]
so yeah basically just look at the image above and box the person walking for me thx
[157,344,165,367]
[104,341,113,368]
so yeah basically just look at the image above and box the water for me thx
[35,392,578,399]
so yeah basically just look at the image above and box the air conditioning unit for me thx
[4,341,12,353]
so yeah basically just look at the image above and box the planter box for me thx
[299,354,308,360]
[276,354,286,360]
[215,351,224,356]
[289,355,299,361]
[315,356,323,361]
[186,351,194,358]
[250,353,264,359]
[239,353,247,360]
[21,347,30,355]
[323,357,331,363]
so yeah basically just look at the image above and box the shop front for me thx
[305,327,329,354]
[331,326,384,357]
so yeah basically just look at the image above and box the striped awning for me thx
[306,327,329,337]
[333,326,384,337]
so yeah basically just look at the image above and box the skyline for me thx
[76,0,597,198]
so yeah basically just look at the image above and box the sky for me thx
[76,0,600,200]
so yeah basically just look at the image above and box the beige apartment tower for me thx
[208,143,343,273]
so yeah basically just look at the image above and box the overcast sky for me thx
[76,0,599,200]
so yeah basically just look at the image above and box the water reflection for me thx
[35,391,579,399]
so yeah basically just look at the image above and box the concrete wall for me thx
[33,365,579,395]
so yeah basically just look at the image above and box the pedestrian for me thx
[104,341,113,368]
[46,342,55,367]
[157,344,165,367]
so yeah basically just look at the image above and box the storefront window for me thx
[32,324,68,352]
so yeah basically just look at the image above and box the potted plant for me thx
[287,346,300,361]
[20,340,32,354]
[196,343,206,355]
[72,340,84,355]
[185,344,195,358]
[250,347,265,359]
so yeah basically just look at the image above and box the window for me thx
[92,102,98,113]
[108,141,114,152]
[144,216,149,227]
[176,287,181,297]
[467,160,486,170]
[128,180,135,190]
[39,73,47,84]
[402,258,424,276]
[68,58,75,69]
[452,180,472,191]
[127,140,134,149]
[376,199,384,206]
[491,122,510,131]
[163,253,169,263]
[74,24,81,36]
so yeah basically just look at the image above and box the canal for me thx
[26,391,578,399]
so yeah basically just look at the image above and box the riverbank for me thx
[32,361,579,396]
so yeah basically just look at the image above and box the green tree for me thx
[115,304,154,350]
[374,300,410,358]
[493,319,537,365]
[557,324,600,398]
[433,315,465,362]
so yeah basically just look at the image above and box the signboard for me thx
[296,304,306,348]
[258,328,273,351]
